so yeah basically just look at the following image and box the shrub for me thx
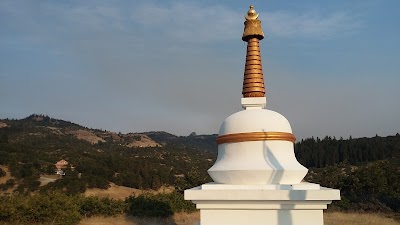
[0,196,12,221]
[5,178,15,186]
[79,196,126,217]
[41,176,87,195]
[85,175,110,189]
[125,191,196,218]
[0,192,126,225]
[0,167,5,177]
[126,195,173,218]
[0,192,81,225]
[151,191,196,213]
[0,178,15,191]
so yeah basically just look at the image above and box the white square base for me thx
[201,209,323,225]
[185,182,340,225]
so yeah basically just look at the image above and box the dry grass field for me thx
[325,212,400,225]
[0,165,15,195]
[79,212,400,225]
[79,212,200,225]
[38,174,59,186]
[0,165,11,184]
[84,183,174,200]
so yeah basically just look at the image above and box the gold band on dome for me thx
[216,132,296,144]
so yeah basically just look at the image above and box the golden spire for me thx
[242,5,265,98]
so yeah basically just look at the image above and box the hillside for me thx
[0,114,400,214]
[0,114,216,194]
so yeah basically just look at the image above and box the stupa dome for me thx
[219,109,292,136]
[208,104,307,185]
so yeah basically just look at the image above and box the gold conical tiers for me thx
[243,38,265,97]
[242,5,265,98]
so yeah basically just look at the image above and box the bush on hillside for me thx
[126,195,173,218]
[0,192,81,225]
[125,191,196,218]
[150,191,197,213]
[0,192,126,225]
[84,175,110,189]
[308,160,400,213]
[17,177,41,193]
[0,178,15,191]
[0,168,5,177]
[79,196,126,217]
[40,174,87,195]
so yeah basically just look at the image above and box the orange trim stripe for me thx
[216,132,296,144]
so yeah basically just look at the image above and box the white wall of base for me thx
[201,209,323,225]
[185,183,340,225]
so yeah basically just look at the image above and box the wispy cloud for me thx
[265,11,362,39]
[61,5,126,32]
[131,2,242,42]
[1,1,362,42]
[132,2,362,41]
[5,0,390,138]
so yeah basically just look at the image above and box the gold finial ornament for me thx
[242,5,265,98]
[242,5,264,41]
[245,5,259,20]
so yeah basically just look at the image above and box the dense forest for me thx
[296,134,400,168]
[0,114,400,222]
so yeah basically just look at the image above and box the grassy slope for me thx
[0,166,11,184]
[84,183,174,200]
[78,212,400,225]
[79,213,199,225]
[325,212,400,225]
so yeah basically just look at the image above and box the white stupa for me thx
[185,5,340,225]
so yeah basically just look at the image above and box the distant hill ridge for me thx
[0,114,217,149]
[1,113,399,158]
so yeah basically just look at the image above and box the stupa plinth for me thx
[185,5,340,225]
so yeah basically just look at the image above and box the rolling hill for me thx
[0,114,400,214]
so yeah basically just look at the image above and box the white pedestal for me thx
[185,183,340,225]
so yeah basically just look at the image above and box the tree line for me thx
[295,134,400,168]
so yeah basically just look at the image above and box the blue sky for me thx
[1,0,399,139]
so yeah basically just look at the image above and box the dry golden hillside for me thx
[84,183,173,200]
[125,134,162,148]
[0,121,9,128]
[68,129,106,144]
[0,165,11,184]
